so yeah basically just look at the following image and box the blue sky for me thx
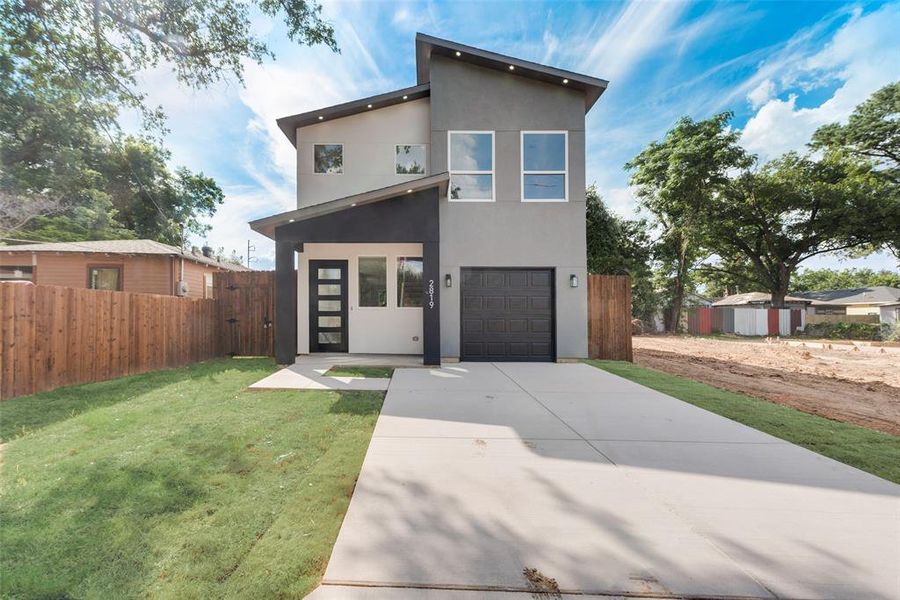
[133,0,900,271]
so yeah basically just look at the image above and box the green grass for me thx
[324,366,394,378]
[0,358,384,599]
[586,360,900,484]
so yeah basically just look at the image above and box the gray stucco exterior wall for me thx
[429,55,588,359]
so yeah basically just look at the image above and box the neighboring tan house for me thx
[792,287,900,317]
[0,239,249,298]
[250,33,608,365]
[712,292,811,310]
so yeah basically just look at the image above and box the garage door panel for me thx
[461,267,554,362]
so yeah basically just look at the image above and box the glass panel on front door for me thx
[310,260,348,352]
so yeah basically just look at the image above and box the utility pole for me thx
[247,240,257,269]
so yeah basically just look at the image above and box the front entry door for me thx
[309,260,348,352]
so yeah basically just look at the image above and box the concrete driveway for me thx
[309,363,899,599]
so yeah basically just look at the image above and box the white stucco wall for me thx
[296,99,431,208]
[297,243,424,355]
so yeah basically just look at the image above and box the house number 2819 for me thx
[427,279,435,309]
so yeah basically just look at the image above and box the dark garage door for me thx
[460,268,554,361]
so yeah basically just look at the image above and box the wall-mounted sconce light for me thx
[570,274,579,288]
[445,273,453,288]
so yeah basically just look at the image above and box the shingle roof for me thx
[712,292,811,306]
[792,286,900,305]
[1,239,250,271]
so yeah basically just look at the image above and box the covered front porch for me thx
[250,174,448,366]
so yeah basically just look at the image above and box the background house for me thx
[792,286,900,317]
[712,292,811,310]
[0,240,248,298]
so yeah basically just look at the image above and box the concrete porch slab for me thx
[248,353,420,391]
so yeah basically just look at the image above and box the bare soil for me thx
[633,336,900,436]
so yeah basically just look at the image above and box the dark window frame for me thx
[86,264,124,291]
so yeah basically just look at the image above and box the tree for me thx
[0,0,337,132]
[585,185,657,322]
[790,268,900,292]
[811,82,899,183]
[625,112,753,331]
[703,152,899,306]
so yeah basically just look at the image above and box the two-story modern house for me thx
[250,34,608,365]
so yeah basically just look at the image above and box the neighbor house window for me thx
[815,306,846,315]
[358,257,387,307]
[0,266,33,281]
[313,144,343,174]
[204,273,214,299]
[88,266,121,290]
[397,257,423,307]
[448,131,494,201]
[521,131,567,201]
[396,144,426,174]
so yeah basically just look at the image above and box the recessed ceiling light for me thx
[508,65,515,70]
[406,189,413,193]
[351,203,357,207]
[288,218,295,222]
[455,51,461,57]
[367,104,372,108]
[562,78,569,84]
[317,116,323,120]
[402,95,408,100]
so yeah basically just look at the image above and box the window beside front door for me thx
[521,131,567,202]
[358,256,387,307]
[88,266,122,290]
[448,131,494,201]
[397,257,423,307]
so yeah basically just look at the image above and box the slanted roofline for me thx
[275,84,431,146]
[415,33,608,111]
[249,172,449,239]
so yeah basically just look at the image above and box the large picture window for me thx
[314,144,343,174]
[448,131,494,201]
[397,257,423,307]
[88,266,122,290]
[358,257,387,307]
[521,131,567,201]
[395,144,426,175]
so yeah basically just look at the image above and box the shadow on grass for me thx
[0,358,276,442]
[328,391,385,416]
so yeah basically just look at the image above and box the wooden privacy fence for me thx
[1,283,220,400]
[587,275,633,361]
[215,271,275,357]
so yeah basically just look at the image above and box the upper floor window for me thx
[521,131,567,202]
[448,131,494,202]
[314,144,343,174]
[396,145,426,175]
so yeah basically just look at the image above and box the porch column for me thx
[274,239,297,364]
[422,240,440,365]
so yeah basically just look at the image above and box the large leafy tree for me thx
[585,185,657,323]
[1,0,337,243]
[703,152,898,306]
[626,112,753,331]
[790,268,900,292]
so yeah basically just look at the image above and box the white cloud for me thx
[740,4,900,161]
[578,0,688,82]
[747,79,775,109]
[605,187,640,216]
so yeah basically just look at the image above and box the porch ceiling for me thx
[249,173,449,240]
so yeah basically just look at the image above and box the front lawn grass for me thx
[324,366,394,378]
[0,358,384,599]
[587,360,900,484]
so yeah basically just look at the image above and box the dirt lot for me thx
[633,336,900,436]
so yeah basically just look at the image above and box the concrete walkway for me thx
[309,362,899,600]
